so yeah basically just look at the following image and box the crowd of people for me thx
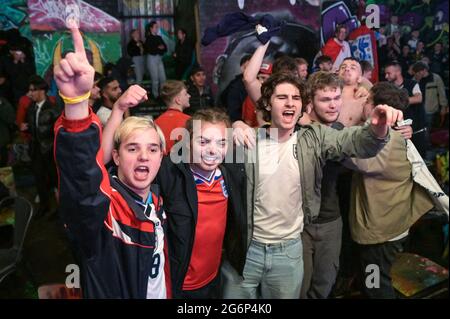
[0,12,448,300]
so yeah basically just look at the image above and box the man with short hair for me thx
[25,75,59,217]
[315,55,333,72]
[337,57,370,127]
[53,26,170,299]
[96,76,122,126]
[186,66,214,115]
[346,82,434,298]
[155,80,191,154]
[225,72,403,299]
[295,57,309,80]
[322,25,352,73]
[384,60,427,157]
[220,54,251,122]
[411,61,448,133]
[300,72,345,299]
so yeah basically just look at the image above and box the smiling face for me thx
[190,121,228,175]
[311,86,342,125]
[112,127,163,199]
[268,82,303,133]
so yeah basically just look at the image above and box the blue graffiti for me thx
[0,0,27,30]
[321,1,359,45]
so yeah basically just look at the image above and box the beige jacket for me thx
[347,131,434,244]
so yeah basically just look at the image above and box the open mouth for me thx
[282,110,296,121]
[202,155,221,164]
[134,166,150,180]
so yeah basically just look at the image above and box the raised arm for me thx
[102,85,148,164]
[243,40,269,104]
[53,25,94,119]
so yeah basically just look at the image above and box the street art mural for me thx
[321,0,359,45]
[27,0,121,80]
[198,0,320,95]
[0,0,32,39]
[364,0,449,47]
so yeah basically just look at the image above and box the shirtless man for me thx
[337,57,371,127]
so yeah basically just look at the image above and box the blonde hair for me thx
[114,116,166,153]
[160,80,187,106]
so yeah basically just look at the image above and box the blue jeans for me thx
[132,56,145,84]
[222,238,303,299]
[146,54,166,98]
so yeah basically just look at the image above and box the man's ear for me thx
[112,149,120,166]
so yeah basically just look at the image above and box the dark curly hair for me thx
[256,72,309,122]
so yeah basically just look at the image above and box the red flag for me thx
[348,25,379,83]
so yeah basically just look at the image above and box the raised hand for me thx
[369,104,403,138]
[114,85,148,112]
[53,25,94,99]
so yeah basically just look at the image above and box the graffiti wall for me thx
[27,0,122,80]
[198,0,320,94]
[0,0,32,39]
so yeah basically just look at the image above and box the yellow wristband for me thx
[59,91,91,105]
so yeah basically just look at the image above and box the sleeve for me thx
[316,122,390,162]
[436,75,448,108]
[0,98,15,125]
[226,80,247,122]
[54,110,112,258]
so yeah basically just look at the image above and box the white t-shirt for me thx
[253,132,303,244]
[96,106,112,127]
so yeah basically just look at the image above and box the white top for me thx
[253,132,303,244]
[96,106,112,127]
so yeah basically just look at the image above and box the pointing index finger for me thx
[70,26,87,59]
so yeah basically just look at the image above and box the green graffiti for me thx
[32,32,122,77]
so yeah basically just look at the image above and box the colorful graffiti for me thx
[28,0,122,78]
[198,0,320,94]
[0,0,32,39]
[321,0,359,45]
[363,0,449,46]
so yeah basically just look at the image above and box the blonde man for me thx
[53,26,170,299]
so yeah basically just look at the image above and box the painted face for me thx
[338,60,362,85]
[113,127,163,199]
[191,71,206,88]
[384,66,400,82]
[176,88,190,108]
[103,80,122,103]
[269,82,303,132]
[312,86,342,125]
[191,121,228,175]
[297,64,308,80]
